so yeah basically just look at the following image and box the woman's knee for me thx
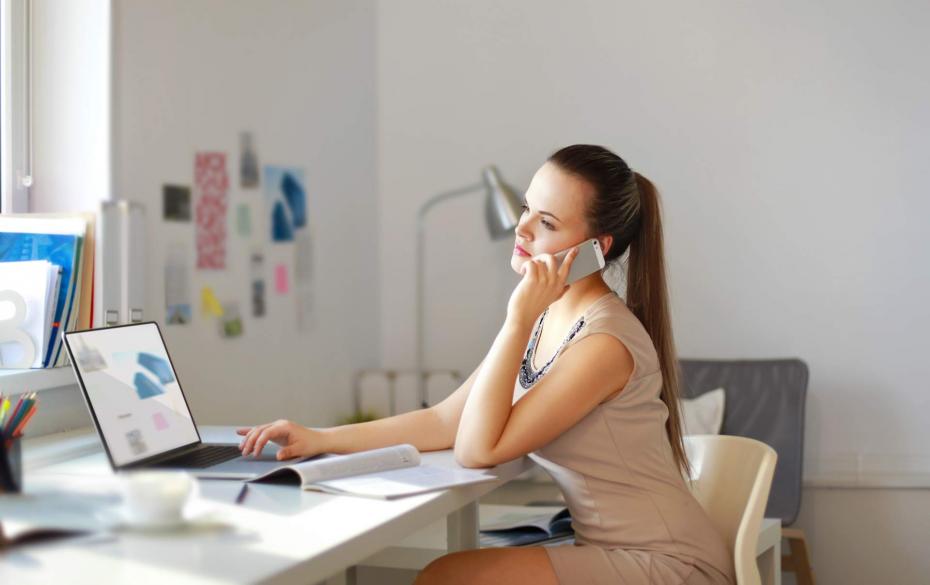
[414,551,467,585]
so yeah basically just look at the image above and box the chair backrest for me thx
[685,435,777,585]
[679,358,808,525]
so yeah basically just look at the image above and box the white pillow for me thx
[679,388,725,435]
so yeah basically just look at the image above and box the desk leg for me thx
[446,501,479,552]
[758,537,781,585]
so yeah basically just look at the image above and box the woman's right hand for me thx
[236,420,324,460]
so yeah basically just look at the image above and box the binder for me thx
[119,202,146,324]
[95,202,122,326]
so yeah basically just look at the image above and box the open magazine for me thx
[479,505,574,547]
[248,444,496,499]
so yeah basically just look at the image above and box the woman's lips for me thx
[514,244,530,257]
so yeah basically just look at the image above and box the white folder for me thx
[95,202,122,326]
[119,201,146,324]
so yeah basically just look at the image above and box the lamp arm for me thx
[415,182,484,409]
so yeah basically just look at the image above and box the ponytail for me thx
[628,172,688,476]
[547,145,688,476]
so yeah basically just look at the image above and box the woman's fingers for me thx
[239,423,271,454]
[252,423,284,456]
[558,247,579,281]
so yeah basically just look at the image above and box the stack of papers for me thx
[0,214,95,368]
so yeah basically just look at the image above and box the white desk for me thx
[0,426,532,585]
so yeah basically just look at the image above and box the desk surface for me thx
[0,426,531,585]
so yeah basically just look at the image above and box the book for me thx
[0,232,80,367]
[479,505,574,547]
[0,261,60,368]
[0,213,93,367]
[249,444,496,499]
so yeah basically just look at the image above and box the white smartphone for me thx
[553,238,606,284]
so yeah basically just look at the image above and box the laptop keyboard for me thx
[157,445,243,469]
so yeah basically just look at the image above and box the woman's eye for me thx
[542,220,555,230]
[520,204,529,214]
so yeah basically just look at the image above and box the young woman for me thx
[238,145,735,585]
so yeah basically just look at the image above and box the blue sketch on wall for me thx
[281,172,306,228]
[272,200,294,242]
[264,166,307,243]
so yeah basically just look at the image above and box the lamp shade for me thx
[482,166,522,240]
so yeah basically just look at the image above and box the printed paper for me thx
[195,153,229,269]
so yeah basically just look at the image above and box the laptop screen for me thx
[66,323,200,466]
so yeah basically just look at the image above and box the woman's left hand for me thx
[507,247,579,327]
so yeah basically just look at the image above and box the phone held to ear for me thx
[553,238,606,285]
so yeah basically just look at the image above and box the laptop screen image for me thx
[66,323,200,467]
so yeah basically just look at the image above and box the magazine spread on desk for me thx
[249,444,495,499]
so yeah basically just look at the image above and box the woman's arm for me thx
[238,360,484,459]
[454,248,633,468]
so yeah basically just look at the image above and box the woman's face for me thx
[511,162,598,274]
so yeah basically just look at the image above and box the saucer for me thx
[96,506,192,532]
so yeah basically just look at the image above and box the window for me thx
[1,0,32,214]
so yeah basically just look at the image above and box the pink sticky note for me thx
[153,412,168,431]
[275,263,290,294]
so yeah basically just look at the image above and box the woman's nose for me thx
[515,217,532,241]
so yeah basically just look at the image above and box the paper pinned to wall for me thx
[195,152,229,269]
[163,185,192,222]
[250,250,266,317]
[275,263,290,294]
[201,286,224,317]
[236,204,252,237]
[264,166,306,243]
[295,231,315,331]
[219,302,243,338]
[165,243,192,325]
[240,132,260,189]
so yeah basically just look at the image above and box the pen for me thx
[235,484,249,505]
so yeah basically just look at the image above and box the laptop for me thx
[63,321,297,478]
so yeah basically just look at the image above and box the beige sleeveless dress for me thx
[512,291,735,585]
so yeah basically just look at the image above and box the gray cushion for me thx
[679,359,808,525]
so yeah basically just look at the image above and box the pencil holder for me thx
[0,437,22,494]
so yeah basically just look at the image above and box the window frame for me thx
[1,0,33,214]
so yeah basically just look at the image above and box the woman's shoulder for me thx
[577,292,659,375]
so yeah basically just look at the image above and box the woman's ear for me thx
[598,235,613,258]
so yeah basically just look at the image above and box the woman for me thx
[238,145,735,585]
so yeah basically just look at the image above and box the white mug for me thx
[120,470,194,525]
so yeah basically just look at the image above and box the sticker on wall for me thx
[240,132,260,189]
[295,231,315,331]
[263,166,306,243]
[274,263,290,294]
[250,250,266,317]
[236,203,252,238]
[201,286,224,317]
[219,303,243,338]
[165,243,192,325]
[195,152,229,269]
[163,185,192,222]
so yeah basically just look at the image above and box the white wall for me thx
[376,2,930,582]
[112,0,379,426]
[377,0,930,481]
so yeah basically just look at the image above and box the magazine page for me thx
[312,465,496,499]
[251,444,420,485]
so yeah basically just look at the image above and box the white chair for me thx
[685,435,778,585]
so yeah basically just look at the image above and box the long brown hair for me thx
[548,145,688,475]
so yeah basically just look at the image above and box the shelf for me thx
[0,366,77,394]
